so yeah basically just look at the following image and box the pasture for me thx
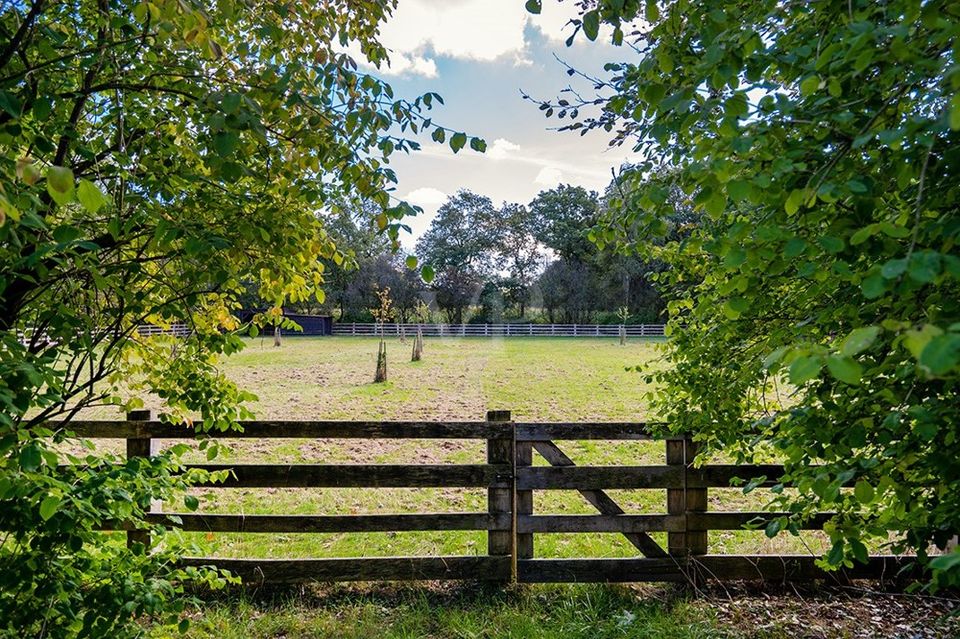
[91,336,952,638]
[87,337,824,561]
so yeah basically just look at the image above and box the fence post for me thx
[126,409,159,550]
[515,427,533,574]
[666,437,707,558]
[486,410,513,580]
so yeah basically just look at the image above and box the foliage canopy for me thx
[530,0,960,585]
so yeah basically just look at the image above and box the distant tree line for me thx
[291,180,692,324]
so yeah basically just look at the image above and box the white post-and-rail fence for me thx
[333,323,667,338]
[18,323,665,342]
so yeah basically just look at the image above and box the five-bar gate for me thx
[59,411,914,584]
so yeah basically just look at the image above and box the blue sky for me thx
[354,0,639,249]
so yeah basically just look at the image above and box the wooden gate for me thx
[59,411,913,584]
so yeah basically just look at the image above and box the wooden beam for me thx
[532,441,668,559]
[112,513,512,533]
[514,423,661,441]
[486,410,513,567]
[518,515,684,533]
[516,464,794,490]
[58,420,511,440]
[186,463,512,488]
[518,555,919,584]
[180,556,512,583]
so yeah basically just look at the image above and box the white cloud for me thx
[386,53,438,78]
[404,186,448,207]
[487,138,522,160]
[534,166,564,186]
[379,0,530,66]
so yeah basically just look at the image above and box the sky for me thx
[352,0,639,250]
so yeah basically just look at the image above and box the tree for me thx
[536,258,597,323]
[0,1,482,633]
[416,190,498,322]
[494,202,541,317]
[529,0,960,586]
[416,190,499,274]
[529,184,600,261]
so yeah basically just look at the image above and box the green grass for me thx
[115,337,938,637]
[168,583,730,639]
[80,336,827,560]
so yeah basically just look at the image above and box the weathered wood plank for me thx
[518,515,684,533]
[515,441,533,561]
[126,410,156,549]
[187,464,512,488]
[687,512,834,530]
[666,438,707,557]
[517,464,793,490]
[515,423,662,441]
[181,556,512,583]
[57,420,510,440]
[114,513,511,532]
[517,465,682,490]
[532,441,668,558]
[518,555,918,583]
[486,410,513,562]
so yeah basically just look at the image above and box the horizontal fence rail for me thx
[50,413,919,585]
[332,323,667,338]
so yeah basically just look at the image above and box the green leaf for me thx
[826,354,862,385]
[904,324,943,359]
[854,480,874,504]
[524,0,541,14]
[840,326,880,357]
[449,132,467,153]
[907,251,940,283]
[222,93,242,114]
[39,495,61,521]
[930,551,960,572]
[46,166,75,205]
[77,179,109,213]
[919,334,960,375]
[184,495,200,511]
[405,255,418,269]
[722,297,748,319]
[950,93,960,130]
[784,189,804,215]
[421,264,435,283]
[213,131,239,157]
[799,75,820,96]
[645,0,659,22]
[880,258,907,279]
[469,137,487,153]
[582,10,600,41]
[860,273,886,299]
[789,356,821,384]
[20,446,42,471]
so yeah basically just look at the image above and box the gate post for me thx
[666,437,707,557]
[515,429,533,573]
[126,409,159,550]
[486,410,514,581]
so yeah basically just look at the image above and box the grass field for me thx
[85,336,826,561]
[115,336,951,638]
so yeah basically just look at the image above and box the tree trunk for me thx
[411,326,423,361]
[273,326,282,347]
[374,339,388,382]
[619,324,626,346]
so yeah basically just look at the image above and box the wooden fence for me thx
[332,323,667,338]
[60,411,912,585]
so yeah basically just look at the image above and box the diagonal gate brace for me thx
[532,440,668,558]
